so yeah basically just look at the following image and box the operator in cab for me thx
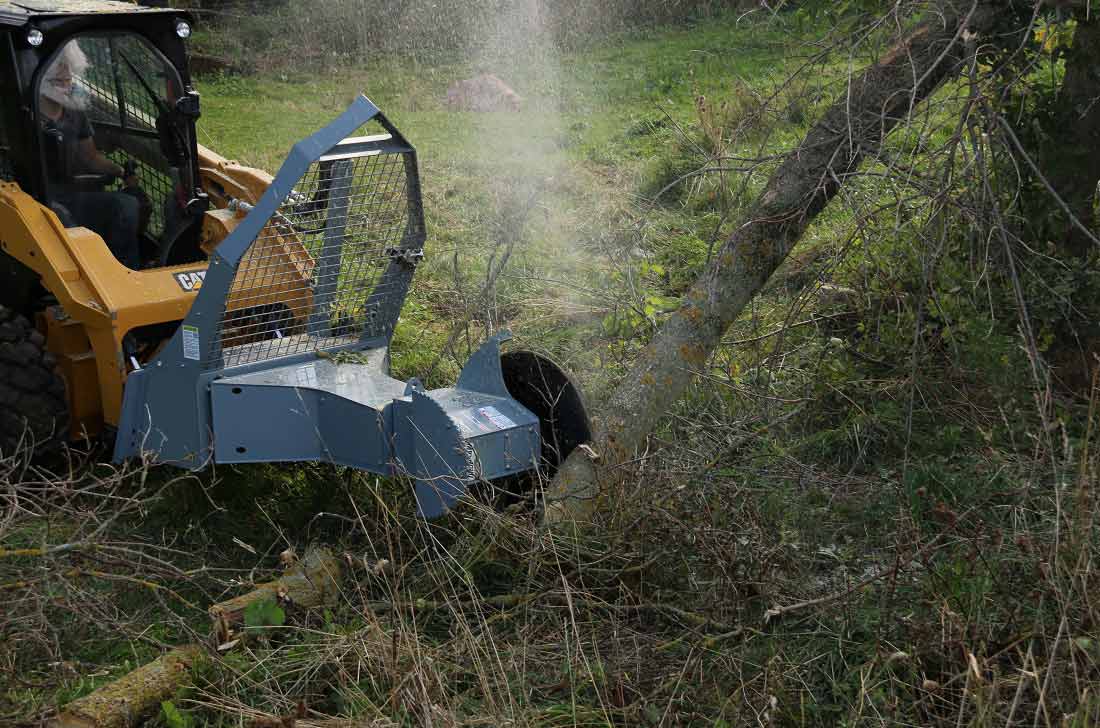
[38,40,141,269]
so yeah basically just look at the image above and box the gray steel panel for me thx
[211,382,389,469]
[211,385,323,463]
[393,390,472,517]
[455,330,512,398]
[427,388,539,479]
[468,426,540,480]
[215,349,403,412]
[113,360,217,469]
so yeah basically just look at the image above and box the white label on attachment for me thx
[478,406,516,430]
[182,325,200,361]
[451,410,491,436]
[295,364,318,387]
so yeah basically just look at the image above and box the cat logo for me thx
[174,270,206,292]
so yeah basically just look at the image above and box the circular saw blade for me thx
[500,350,591,476]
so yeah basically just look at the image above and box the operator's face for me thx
[41,62,86,111]
[47,67,74,94]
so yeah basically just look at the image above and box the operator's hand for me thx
[119,159,139,189]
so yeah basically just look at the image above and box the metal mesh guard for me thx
[207,141,419,368]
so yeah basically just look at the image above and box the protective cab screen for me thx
[36,34,188,267]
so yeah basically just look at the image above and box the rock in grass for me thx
[444,74,522,112]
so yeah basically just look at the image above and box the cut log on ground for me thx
[544,2,999,525]
[51,549,345,728]
[50,645,202,728]
[210,547,343,643]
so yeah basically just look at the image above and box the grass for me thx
[4,8,1100,727]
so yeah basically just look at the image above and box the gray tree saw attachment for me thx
[112,95,589,517]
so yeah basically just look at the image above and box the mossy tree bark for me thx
[545,3,998,524]
[51,646,202,728]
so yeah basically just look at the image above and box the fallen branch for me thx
[51,645,203,728]
[363,589,739,636]
[0,543,88,559]
[210,547,343,643]
[764,532,953,622]
[50,549,347,728]
[1,566,197,611]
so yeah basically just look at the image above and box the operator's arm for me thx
[76,136,125,178]
[72,111,137,184]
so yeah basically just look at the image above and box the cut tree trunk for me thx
[545,2,998,524]
[51,645,202,728]
[210,547,343,643]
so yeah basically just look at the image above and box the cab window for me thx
[36,34,194,268]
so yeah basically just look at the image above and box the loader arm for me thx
[0,180,206,437]
[0,145,335,440]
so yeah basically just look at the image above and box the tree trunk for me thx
[1011,13,1100,390]
[545,3,996,524]
[51,645,203,728]
[1040,14,1100,257]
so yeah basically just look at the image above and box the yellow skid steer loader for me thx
[0,1,590,517]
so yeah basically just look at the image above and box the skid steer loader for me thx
[0,1,589,517]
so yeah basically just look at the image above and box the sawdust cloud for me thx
[454,0,606,339]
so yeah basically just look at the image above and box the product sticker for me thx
[452,410,493,436]
[478,406,516,430]
[182,325,200,361]
[295,364,318,387]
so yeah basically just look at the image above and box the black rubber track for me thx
[0,305,69,458]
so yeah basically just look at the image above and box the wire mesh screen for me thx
[106,151,173,237]
[80,36,170,131]
[64,35,181,237]
[79,40,121,128]
[208,147,421,368]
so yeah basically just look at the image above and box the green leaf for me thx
[646,294,681,311]
[244,598,286,630]
[161,701,192,728]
